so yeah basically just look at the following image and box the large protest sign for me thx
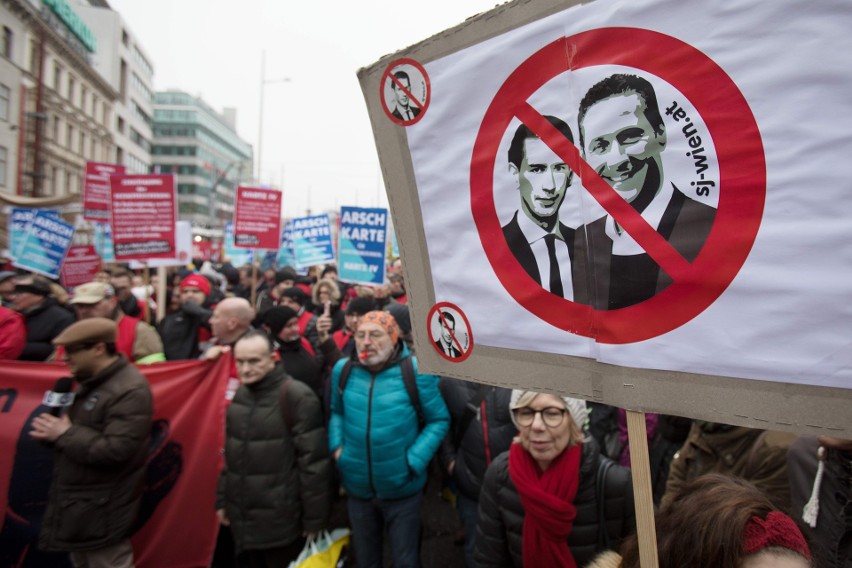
[83,161,126,222]
[233,186,282,250]
[110,174,177,261]
[338,206,389,285]
[359,0,852,433]
[11,211,75,279]
[291,214,335,269]
[276,221,297,268]
[130,221,192,269]
[0,358,230,568]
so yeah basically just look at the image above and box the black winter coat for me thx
[40,356,153,551]
[438,379,517,500]
[217,366,331,552]
[20,298,74,361]
[474,439,635,567]
[158,301,212,360]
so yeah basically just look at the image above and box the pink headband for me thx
[743,511,811,560]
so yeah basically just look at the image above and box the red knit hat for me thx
[743,511,811,560]
[179,274,211,296]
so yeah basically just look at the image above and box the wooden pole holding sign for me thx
[156,266,167,323]
[626,410,659,567]
[250,262,258,309]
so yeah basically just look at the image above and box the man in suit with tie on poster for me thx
[391,71,421,121]
[502,116,586,302]
[434,311,462,358]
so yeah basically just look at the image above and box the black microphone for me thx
[42,377,75,417]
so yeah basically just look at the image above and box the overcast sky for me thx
[104,0,502,218]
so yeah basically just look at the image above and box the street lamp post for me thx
[256,50,291,184]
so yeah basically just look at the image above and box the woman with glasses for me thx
[473,389,636,567]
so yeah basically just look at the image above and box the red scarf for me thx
[508,441,582,567]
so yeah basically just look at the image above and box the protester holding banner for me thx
[158,274,214,360]
[474,389,635,567]
[604,474,812,568]
[217,331,331,567]
[66,281,165,364]
[30,318,153,568]
[12,275,75,361]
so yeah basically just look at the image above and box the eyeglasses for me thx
[64,342,97,355]
[513,407,567,428]
[354,330,387,341]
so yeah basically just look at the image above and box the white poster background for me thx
[405,0,852,389]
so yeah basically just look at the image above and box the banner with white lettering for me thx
[338,206,389,285]
[8,208,60,262]
[60,245,102,289]
[11,211,74,279]
[83,162,126,222]
[276,221,297,269]
[291,214,335,269]
[93,222,116,263]
[223,222,254,266]
[233,186,282,250]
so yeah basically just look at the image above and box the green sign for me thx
[42,0,96,53]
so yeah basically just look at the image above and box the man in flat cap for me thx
[11,274,74,361]
[66,281,165,364]
[30,318,153,568]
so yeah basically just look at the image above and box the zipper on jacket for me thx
[366,372,377,495]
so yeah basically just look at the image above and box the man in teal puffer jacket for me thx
[329,310,449,568]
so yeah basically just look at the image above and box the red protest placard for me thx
[83,162,126,222]
[60,245,102,288]
[110,174,177,261]
[233,186,282,250]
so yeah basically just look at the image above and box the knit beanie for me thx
[179,274,211,296]
[263,306,299,337]
[280,286,307,306]
[509,389,589,433]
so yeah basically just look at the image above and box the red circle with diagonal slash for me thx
[471,27,765,344]
[427,302,474,362]
[380,58,431,126]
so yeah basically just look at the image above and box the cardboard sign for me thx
[233,186,282,250]
[83,162,126,222]
[109,174,177,261]
[223,222,254,266]
[338,206,389,285]
[291,214,335,269]
[60,245,102,288]
[8,208,60,261]
[358,0,852,434]
[11,210,74,279]
[276,221,297,268]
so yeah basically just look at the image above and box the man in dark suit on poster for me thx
[434,311,462,358]
[391,71,421,121]
[502,116,586,302]
[578,74,716,310]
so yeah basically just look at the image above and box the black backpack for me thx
[336,355,424,429]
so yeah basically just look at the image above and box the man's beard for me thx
[361,343,394,368]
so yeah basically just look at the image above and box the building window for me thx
[66,124,73,149]
[122,30,129,47]
[52,114,60,141]
[0,146,7,187]
[2,27,12,60]
[117,116,125,133]
[79,131,86,157]
[0,84,9,121]
[29,41,38,73]
[67,75,75,101]
[80,86,87,112]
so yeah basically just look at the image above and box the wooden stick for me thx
[250,261,258,309]
[626,410,659,567]
[156,266,167,323]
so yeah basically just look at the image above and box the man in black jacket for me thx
[158,274,213,360]
[12,274,74,361]
[217,330,330,567]
[30,318,153,567]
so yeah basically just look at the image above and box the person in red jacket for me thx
[0,305,25,359]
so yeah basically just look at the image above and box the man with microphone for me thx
[29,318,153,568]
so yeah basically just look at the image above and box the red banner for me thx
[234,186,282,250]
[110,174,177,261]
[83,162,126,222]
[0,358,230,567]
[60,245,102,289]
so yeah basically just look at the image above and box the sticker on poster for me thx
[471,28,765,344]
[427,302,474,362]
[381,58,430,126]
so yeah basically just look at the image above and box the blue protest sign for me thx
[224,222,254,266]
[93,222,115,263]
[392,229,399,258]
[12,211,75,278]
[291,214,334,269]
[338,206,389,285]
[9,208,59,260]
[276,221,297,268]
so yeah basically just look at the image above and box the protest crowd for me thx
[0,257,849,568]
